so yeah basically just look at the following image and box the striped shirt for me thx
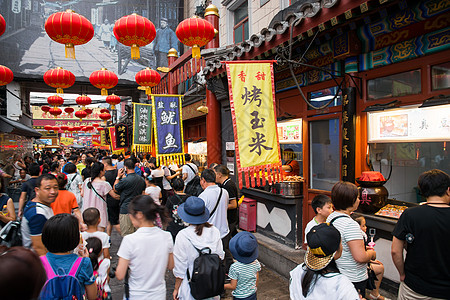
[326,212,368,282]
[228,259,261,298]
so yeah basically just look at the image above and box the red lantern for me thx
[44,125,53,131]
[75,110,87,121]
[81,126,89,132]
[100,108,110,114]
[135,68,161,95]
[99,112,111,124]
[64,107,74,115]
[97,127,104,132]
[44,10,94,59]
[106,94,121,110]
[49,107,62,117]
[86,125,94,131]
[92,123,99,128]
[53,126,60,132]
[84,108,93,116]
[176,17,215,59]
[41,106,51,115]
[0,65,13,86]
[0,14,5,37]
[47,95,64,107]
[68,126,75,132]
[74,126,81,131]
[76,95,92,108]
[60,125,69,131]
[90,68,118,96]
[113,14,156,59]
[44,67,75,94]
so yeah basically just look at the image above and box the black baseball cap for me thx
[305,223,341,270]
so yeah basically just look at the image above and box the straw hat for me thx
[304,223,341,270]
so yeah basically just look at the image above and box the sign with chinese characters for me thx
[108,127,125,152]
[225,61,282,189]
[115,123,129,148]
[367,104,450,143]
[60,137,74,146]
[132,103,152,153]
[277,119,302,144]
[152,95,185,166]
[92,135,101,147]
[341,88,356,182]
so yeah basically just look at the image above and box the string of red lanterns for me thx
[75,110,87,121]
[47,95,64,108]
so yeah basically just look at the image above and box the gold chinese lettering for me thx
[343,145,350,158]
[343,128,349,141]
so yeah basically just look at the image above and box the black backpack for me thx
[187,244,225,299]
[184,164,203,196]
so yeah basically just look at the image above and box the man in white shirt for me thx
[199,169,233,272]
[182,154,198,185]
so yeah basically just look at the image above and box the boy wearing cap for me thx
[224,231,261,300]
[290,223,360,299]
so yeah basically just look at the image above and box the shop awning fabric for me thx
[0,115,42,138]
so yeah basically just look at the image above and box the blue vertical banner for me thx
[152,95,185,166]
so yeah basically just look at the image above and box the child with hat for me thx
[290,223,360,299]
[224,231,261,300]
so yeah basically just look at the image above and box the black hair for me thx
[129,195,170,225]
[214,165,230,177]
[331,181,359,211]
[28,163,41,176]
[201,169,216,183]
[85,157,95,167]
[311,195,332,214]
[83,207,100,226]
[50,161,60,172]
[418,169,450,198]
[64,163,77,174]
[149,157,158,169]
[35,173,57,188]
[85,237,102,271]
[172,178,185,192]
[102,156,113,166]
[209,162,218,169]
[301,260,340,297]
[69,155,79,162]
[185,153,191,162]
[90,162,104,181]
[56,173,68,190]
[124,158,135,170]
[42,214,80,253]
[111,154,118,159]
[351,212,364,225]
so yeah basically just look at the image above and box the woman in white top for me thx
[173,196,224,300]
[65,163,83,208]
[325,181,377,297]
[290,223,360,300]
[81,162,119,231]
[145,176,162,205]
[116,195,174,300]
[12,154,26,177]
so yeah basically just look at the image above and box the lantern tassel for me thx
[65,43,76,59]
[111,105,116,110]
[192,45,201,59]
[56,88,64,94]
[101,88,108,96]
[145,87,151,95]
[131,44,140,59]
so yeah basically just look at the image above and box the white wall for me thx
[6,81,22,121]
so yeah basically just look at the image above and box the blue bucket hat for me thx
[177,196,210,225]
[229,231,259,264]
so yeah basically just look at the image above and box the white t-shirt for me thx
[161,166,172,190]
[326,212,368,282]
[290,264,360,300]
[173,225,224,300]
[145,186,161,205]
[117,227,174,299]
[81,231,110,260]
[182,163,198,185]
[199,185,230,238]
[304,217,319,244]
[97,258,111,293]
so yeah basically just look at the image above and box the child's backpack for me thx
[40,255,85,300]
[187,245,225,299]
[184,164,203,196]
[93,259,108,299]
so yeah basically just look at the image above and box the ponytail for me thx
[129,195,171,226]
[301,260,340,297]
[85,237,102,271]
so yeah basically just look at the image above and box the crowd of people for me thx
[0,148,449,300]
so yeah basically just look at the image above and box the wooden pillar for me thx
[204,5,221,164]
[167,48,178,95]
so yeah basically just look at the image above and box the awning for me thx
[0,116,42,138]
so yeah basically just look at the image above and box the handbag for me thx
[0,220,22,247]
[366,264,378,290]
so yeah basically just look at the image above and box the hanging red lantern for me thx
[81,126,89,132]
[60,125,69,131]
[176,16,215,59]
[75,95,92,109]
[86,125,94,131]
[41,106,51,115]
[84,108,93,116]
[90,68,118,96]
[68,126,75,132]
[44,9,94,59]
[97,127,104,132]
[47,95,64,107]
[43,67,75,94]
[100,108,110,114]
[53,126,60,132]
[44,125,53,131]
[106,94,121,110]
[113,14,156,59]
[64,107,74,115]
[92,123,99,128]
[75,110,87,121]
[49,107,62,117]
[74,126,81,131]
[0,14,5,37]
[0,65,13,86]
[135,68,161,95]
[99,112,111,124]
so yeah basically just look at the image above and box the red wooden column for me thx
[167,48,178,95]
[204,4,221,165]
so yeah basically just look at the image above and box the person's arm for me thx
[391,237,406,281]
[18,191,27,218]
[0,198,16,223]
[173,277,183,300]
[72,208,86,231]
[281,164,293,171]
[85,283,98,300]
[108,189,120,200]
[167,253,174,270]
[224,279,238,290]
[228,199,237,210]
[256,271,259,286]
[103,248,110,260]
[347,239,376,263]
[30,235,47,256]
[115,257,130,281]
